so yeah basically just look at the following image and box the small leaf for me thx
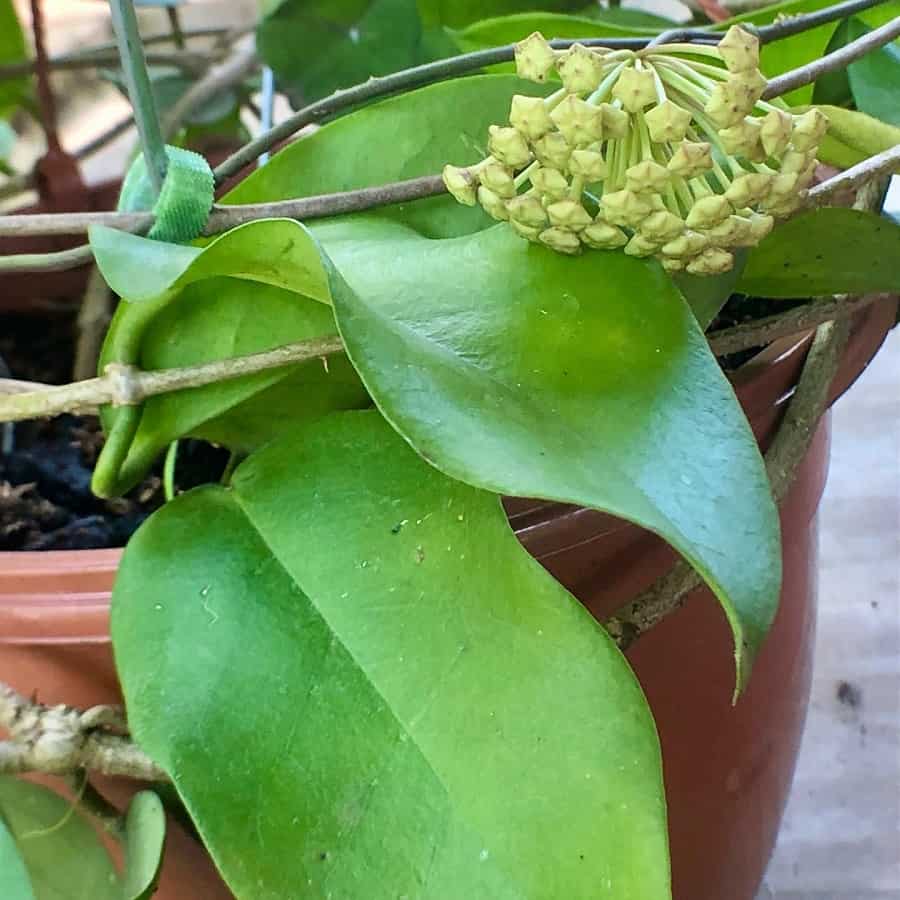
[0,778,119,900]
[91,221,369,495]
[0,813,35,900]
[121,791,166,900]
[112,410,671,899]
[739,208,900,297]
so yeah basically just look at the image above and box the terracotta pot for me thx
[0,298,896,899]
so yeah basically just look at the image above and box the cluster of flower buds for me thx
[442,26,828,275]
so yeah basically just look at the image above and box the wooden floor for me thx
[759,326,900,898]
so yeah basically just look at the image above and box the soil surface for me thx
[0,312,228,551]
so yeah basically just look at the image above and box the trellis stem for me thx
[108,0,168,196]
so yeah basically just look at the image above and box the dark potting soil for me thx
[0,312,229,551]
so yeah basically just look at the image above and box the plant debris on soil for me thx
[0,312,229,551]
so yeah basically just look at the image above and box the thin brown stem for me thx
[72,266,113,382]
[804,145,900,208]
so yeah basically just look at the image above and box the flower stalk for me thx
[442,26,829,275]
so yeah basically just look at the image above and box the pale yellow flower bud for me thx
[533,132,572,170]
[780,148,813,175]
[569,148,607,181]
[600,103,630,139]
[704,214,753,248]
[530,166,570,201]
[510,219,543,242]
[724,172,772,207]
[662,230,709,258]
[641,210,685,242]
[625,159,670,194]
[644,100,693,142]
[547,199,593,230]
[760,109,793,156]
[685,194,732,229]
[791,108,828,152]
[539,226,582,254]
[717,25,760,73]
[488,125,532,169]
[581,220,629,249]
[612,66,657,112]
[660,256,686,272]
[625,233,661,257]
[509,95,554,141]
[506,193,549,228]
[718,118,763,159]
[667,141,712,178]
[442,164,478,206]
[746,212,774,242]
[557,43,605,94]
[602,189,656,227]
[480,160,516,198]
[477,185,510,221]
[550,95,604,147]
[704,75,762,128]
[686,247,734,275]
[515,32,557,83]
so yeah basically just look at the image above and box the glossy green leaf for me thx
[0,813,34,900]
[578,6,679,27]
[844,18,900,126]
[740,208,900,297]
[91,221,368,496]
[257,0,427,104]
[121,792,166,900]
[308,217,780,687]
[113,410,671,900]
[0,0,27,117]
[417,0,588,29]
[225,74,552,239]
[0,779,119,900]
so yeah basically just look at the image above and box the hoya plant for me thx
[0,0,898,896]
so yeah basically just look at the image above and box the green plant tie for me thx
[118,145,214,244]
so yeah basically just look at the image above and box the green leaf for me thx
[225,74,552,239]
[0,0,27,117]
[578,5,679,27]
[417,0,588,29]
[739,208,900,297]
[310,217,780,687]
[91,221,369,496]
[0,779,119,900]
[0,813,35,900]
[844,18,900,126]
[113,410,671,900]
[257,0,427,104]
[121,792,166,900]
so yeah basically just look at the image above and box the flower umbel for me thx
[441,27,827,274]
